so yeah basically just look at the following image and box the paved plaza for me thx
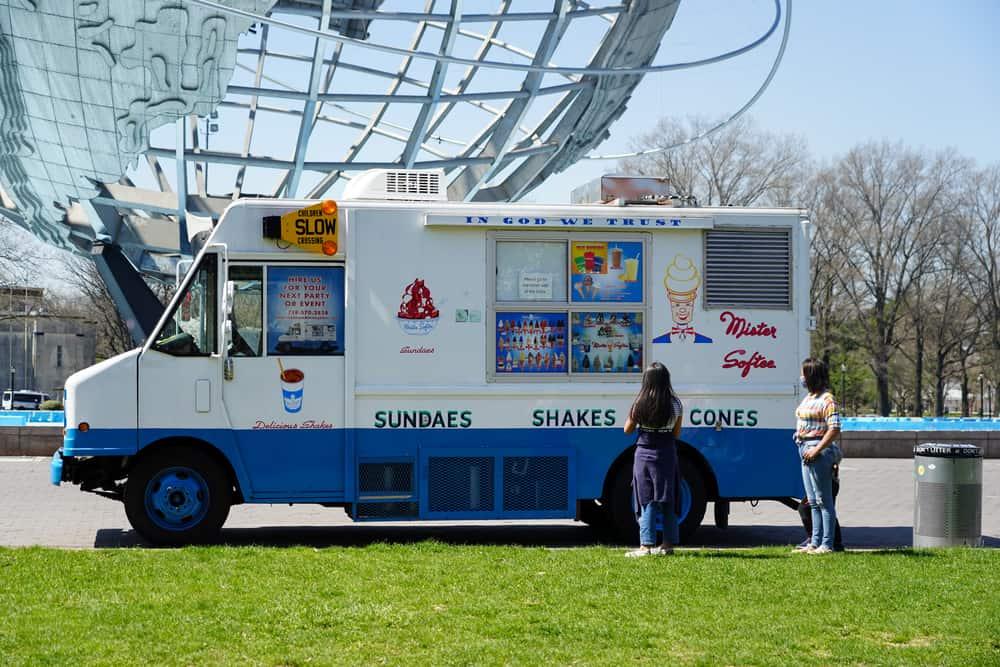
[1,458,996,549]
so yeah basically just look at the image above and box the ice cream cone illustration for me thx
[652,254,713,344]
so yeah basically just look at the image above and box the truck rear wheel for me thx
[607,454,708,544]
[124,446,232,546]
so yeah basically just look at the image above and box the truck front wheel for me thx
[124,446,232,546]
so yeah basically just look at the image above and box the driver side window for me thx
[152,254,218,356]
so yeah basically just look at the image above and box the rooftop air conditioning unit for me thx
[342,169,448,202]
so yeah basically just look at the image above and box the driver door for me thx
[138,249,231,441]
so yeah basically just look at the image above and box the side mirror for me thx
[223,319,234,381]
[224,281,235,320]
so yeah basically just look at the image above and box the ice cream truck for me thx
[51,171,813,545]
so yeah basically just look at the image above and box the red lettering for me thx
[719,311,778,339]
[721,349,777,378]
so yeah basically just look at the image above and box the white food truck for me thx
[52,170,813,545]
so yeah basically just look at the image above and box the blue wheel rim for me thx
[633,477,694,527]
[144,466,210,532]
[678,478,692,523]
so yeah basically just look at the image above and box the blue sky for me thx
[531,0,1000,200]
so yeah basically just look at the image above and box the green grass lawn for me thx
[1,545,998,666]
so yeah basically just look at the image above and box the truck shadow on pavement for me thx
[91,524,1000,550]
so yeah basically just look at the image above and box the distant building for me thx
[0,286,96,399]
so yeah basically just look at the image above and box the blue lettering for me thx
[655,219,667,226]
[670,219,681,227]
[561,218,577,225]
[622,218,635,226]
[534,218,546,225]
[606,218,617,226]
[502,217,514,225]
[639,218,650,226]
[582,218,593,226]
[517,217,531,225]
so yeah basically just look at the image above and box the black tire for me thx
[578,499,615,540]
[124,446,232,546]
[606,453,709,545]
[714,499,731,529]
[607,461,639,544]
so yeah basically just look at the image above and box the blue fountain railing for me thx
[843,417,1000,431]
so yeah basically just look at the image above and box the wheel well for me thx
[130,437,245,504]
[600,440,720,502]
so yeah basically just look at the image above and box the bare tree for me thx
[0,217,43,313]
[54,255,133,359]
[962,164,1000,369]
[619,115,810,206]
[919,225,982,415]
[820,142,968,415]
[804,171,855,367]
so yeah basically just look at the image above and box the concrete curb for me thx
[2,428,999,458]
[0,427,63,457]
[840,430,1000,459]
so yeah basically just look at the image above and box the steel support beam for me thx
[285,0,332,198]
[92,243,166,346]
[401,0,460,167]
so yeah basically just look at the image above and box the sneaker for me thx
[809,545,834,555]
[625,547,652,558]
[652,546,675,555]
[793,544,815,553]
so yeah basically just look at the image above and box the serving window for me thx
[490,233,647,381]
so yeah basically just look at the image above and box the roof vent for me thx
[343,169,447,202]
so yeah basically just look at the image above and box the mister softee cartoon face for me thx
[652,254,713,344]
[669,294,694,326]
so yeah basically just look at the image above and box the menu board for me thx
[496,312,567,374]
[570,241,643,303]
[266,266,344,355]
[571,312,643,374]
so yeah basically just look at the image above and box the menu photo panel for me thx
[570,240,643,303]
[495,312,568,374]
[571,311,643,374]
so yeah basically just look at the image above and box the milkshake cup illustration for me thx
[277,359,304,413]
[623,257,639,281]
[610,247,623,270]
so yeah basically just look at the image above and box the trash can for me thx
[913,443,982,547]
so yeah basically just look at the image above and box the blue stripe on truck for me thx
[60,425,804,501]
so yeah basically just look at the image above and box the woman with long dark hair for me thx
[623,362,683,556]
[793,357,843,554]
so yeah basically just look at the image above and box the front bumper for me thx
[50,449,63,486]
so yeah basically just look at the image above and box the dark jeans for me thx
[798,470,843,550]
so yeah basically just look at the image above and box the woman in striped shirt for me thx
[794,358,842,554]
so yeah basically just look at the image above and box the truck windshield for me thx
[152,254,218,356]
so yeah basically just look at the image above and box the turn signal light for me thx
[78,422,90,433]
[321,199,337,215]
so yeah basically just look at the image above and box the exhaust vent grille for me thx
[343,169,448,201]
[385,170,441,196]
[705,230,792,309]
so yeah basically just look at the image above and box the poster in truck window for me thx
[495,312,567,374]
[571,312,643,373]
[570,241,643,303]
[266,266,344,355]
